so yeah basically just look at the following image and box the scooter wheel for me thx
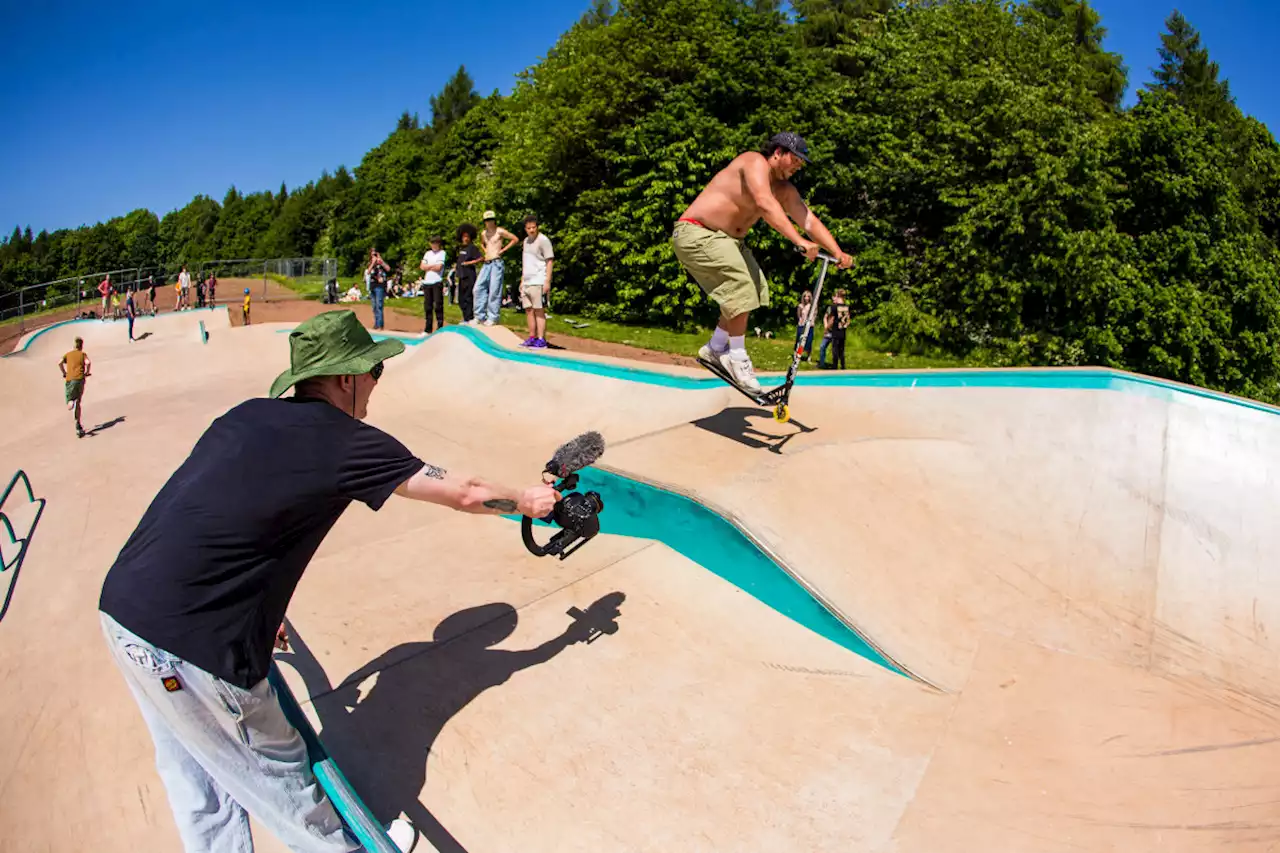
[773,403,790,423]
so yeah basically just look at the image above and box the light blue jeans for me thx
[473,260,504,322]
[370,287,386,329]
[100,612,359,853]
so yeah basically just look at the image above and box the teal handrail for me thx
[1,469,46,623]
[268,664,401,852]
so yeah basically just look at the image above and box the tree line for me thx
[4,0,1280,402]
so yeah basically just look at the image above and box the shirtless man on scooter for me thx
[672,132,853,392]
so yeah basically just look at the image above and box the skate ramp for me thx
[0,315,1277,852]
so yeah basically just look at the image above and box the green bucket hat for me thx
[269,310,406,398]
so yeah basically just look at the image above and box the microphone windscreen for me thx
[548,431,606,477]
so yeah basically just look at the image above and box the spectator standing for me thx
[454,223,482,324]
[242,287,252,325]
[419,236,447,333]
[518,215,555,349]
[367,249,390,330]
[98,274,112,319]
[125,290,137,342]
[818,289,850,370]
[474,210,519,326]
[794,290,815,360]
[147,275,157,315]
[178,265,192,310]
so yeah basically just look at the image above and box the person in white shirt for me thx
[419,236,447,333]
[178,266,191,311]
[519,215,554,348]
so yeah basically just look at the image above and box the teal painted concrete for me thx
[3,308,220,357]
[517,467,903,675]
[424,325,1280,417]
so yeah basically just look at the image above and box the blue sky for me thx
[1,0,1276,236]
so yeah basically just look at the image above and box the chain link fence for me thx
[0,257,338,333]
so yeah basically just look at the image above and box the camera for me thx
[521,472,605,560]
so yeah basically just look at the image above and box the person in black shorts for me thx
[454,224,482,324]
[96,310,560,853]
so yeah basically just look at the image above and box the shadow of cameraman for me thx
[277,592,625,853]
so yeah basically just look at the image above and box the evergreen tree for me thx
[793,0,891,48]
[1023,0,1127,109]
[429,66,481,132]
[1150,11,1234,126]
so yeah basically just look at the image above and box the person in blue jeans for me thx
[97,310,561,853]
[366,248,391,329]
[473,210,519,326]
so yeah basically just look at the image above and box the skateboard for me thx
[696,249,837,423]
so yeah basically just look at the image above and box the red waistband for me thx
[677,217,707,229]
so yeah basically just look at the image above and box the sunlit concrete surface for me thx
[2,305,1277,852]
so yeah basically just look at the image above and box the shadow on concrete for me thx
[691,406,817,454]
[86,416,126,437]
[131,332,153,342]
[276,592,625,853]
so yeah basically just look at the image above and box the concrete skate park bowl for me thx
[2,304,1279,852]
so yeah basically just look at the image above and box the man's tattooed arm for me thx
[421,462,447,480]
[482,498,518,512]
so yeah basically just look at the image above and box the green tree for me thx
[1150,11,1234,126]
[1022,0,1127,109]
[429,66,481,133]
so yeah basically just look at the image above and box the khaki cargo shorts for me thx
[520,284,545,310]
[672,220,770,319]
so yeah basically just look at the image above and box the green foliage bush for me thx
[3,0,1280,402]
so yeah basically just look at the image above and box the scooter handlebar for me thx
[794,245,839,264]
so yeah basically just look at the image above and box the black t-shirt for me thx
[456,244,481,286]
[99,397,424,688]
[370,264,387,289]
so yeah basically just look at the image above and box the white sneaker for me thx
[384,818,418,852]
[483,319,495,327]
[697,343,726,364]
[721,349,762,393]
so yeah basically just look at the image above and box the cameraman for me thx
[97,310,560,853]
[366,248,391,329]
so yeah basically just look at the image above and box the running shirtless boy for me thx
[672,132,853,392]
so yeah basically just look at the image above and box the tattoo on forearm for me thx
[422,463,447,480]
[483,499,518,512]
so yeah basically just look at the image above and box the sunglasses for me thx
[370,361,384,381]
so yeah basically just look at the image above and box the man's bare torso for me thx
[680,152,794,238]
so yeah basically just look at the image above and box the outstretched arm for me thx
[394,462,559,517]
[778,183,854,269]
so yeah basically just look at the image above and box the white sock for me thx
[729,335,747,358]
[709,327,729,352]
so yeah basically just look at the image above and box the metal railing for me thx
[0,257,338,332]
